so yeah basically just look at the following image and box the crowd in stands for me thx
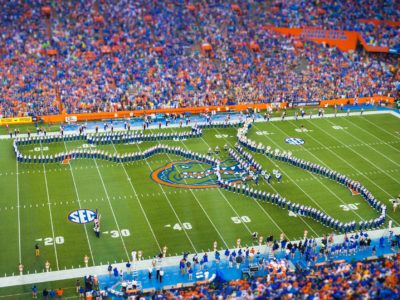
[158,238,400,299]
[164,256,400,299]
[263,0,399,50]
[358,21,400,49]
[0,0,398,118]
[95,231,399,298]
[263,0,399,30]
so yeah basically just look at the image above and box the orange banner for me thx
[265,27,358,52]
[3,96,394,125]
[38,103,287,123]
[358,19,400,26]
[319,96,395,107]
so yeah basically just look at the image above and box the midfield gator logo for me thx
[151,158,244,188]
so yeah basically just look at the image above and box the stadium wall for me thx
[38,96,395,124]
[38,103,286,123]
[319,95,395,107]
[0,96,394,125]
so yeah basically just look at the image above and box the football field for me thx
[0,112,399,277]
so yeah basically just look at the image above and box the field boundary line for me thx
[0,109,395,142]
[110,143,162,252]
[0,226,397,288]
[135,143,198,253]
[39,142,60,270]
[62,142,95,265]
[388,110,400,119]
[92,159,130,261]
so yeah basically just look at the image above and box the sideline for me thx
[0,226,398,288]
[0,109,398,141]
[0,109,398,288]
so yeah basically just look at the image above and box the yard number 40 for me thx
[340,203,359,211]
[231,216,251,224]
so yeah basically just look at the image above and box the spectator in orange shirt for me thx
[56,288,63,299]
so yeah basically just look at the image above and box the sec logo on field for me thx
[68,209,97,224]
[285,138,305,145]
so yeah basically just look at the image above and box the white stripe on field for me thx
[62,142,96,265]
[93,159,130,260]
[110,142,162,252]
[15,159,21,263]
[135,142,198,253]
[266,122,365,221]
[323,118,400,185]
[40,142,60,270]
[211,127,294,238]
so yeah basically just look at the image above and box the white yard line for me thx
[317,119,400,185]
[92,159,130,261]
[193,135,253,235]
[110,143,162,252]
[250,123,330,216]
[266,122,366,222]
[62,142,96,265]
[148,130,234,249]
[287,120,400,227]
[258,179,319,238]
[171,162,230,249]
[15,159,21,263]
[134,143,198,253]
[324,118,400,172]
[341,117,400,155]
[210,127,295,238]
[39,142,60,270]
[361,116,400,141]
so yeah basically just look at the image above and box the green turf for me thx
[0,113,399,280]
[0,278,80,299]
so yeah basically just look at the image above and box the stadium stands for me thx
[0,1,398,118]
[93,231,400,299]
[159,256,400,299]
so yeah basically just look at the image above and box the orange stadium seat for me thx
[41,6,51,16]
[201,43,212,52]
[144,15,153,22]
[94,16,104,23]
[249,41,260,51]
[231,4,242,15]
[47,49,58,56]
[101,46,111,54]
